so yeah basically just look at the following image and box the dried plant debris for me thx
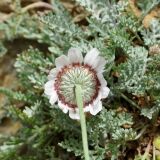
[129,0,160,28]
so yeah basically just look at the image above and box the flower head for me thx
[44,48,110,119]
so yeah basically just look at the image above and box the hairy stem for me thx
[153,145,155,160]
[75,84,90,160]
[120,93,140,110]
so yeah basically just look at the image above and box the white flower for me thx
[44,48,110,119]
[23,106,36,118]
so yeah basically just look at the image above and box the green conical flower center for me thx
[54,64,100,108]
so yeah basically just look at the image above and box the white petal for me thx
[89,100,102,115]
[94,57,106,73]
[49,92,58,105]
[44,80,55,96]
[55,55,70,69]
[84,105,90,112]
[48,68,58,80]
[98,74,107,87]
[69,109,80,120]
[100,87,110,99]
[58,100,69,114]
[84,48,100,67]
[68,48,83,63]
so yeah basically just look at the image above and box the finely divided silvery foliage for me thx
[0,0,160,159]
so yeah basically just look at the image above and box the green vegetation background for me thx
[0,0,160,159]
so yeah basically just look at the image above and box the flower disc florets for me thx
[55,63,100,108]
[44,48,110,119]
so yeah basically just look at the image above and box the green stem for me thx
[135,125,148,140]
[75,84,90,160]
[153,145,155,160]
[120,93,140,110]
